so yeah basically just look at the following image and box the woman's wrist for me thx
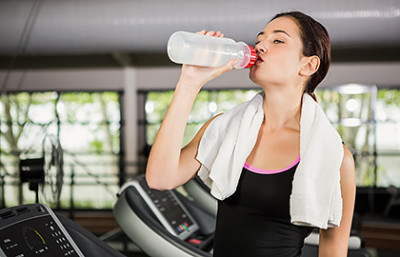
[176,78,203,95]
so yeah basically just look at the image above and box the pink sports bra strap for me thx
[244,155,300,175]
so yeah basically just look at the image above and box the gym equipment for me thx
[182,177,217,217]
[114,174,215,257]
[0,203,83,257]
[0,203,125,257]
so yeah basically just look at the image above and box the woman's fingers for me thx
[196,30,224,38]
[213,59,239,77]
[205,30,216,36]
[213,31,224,38]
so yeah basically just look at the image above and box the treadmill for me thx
[114,174,215,257]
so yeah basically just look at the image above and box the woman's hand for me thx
[178,30,239,90]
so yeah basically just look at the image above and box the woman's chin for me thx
[249,66,265,84]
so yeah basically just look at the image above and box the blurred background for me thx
[0,0,399,256]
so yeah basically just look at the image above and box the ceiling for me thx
[0,0,399,69]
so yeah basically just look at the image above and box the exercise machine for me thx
[114,174,215,257]
[0,203,125,257]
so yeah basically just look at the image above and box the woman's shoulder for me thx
[340,144,356,179]
[342,145,354,166]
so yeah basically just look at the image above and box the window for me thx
[375,89,400,187]
[317,86,400,187]
[0,92,122,209]
[143,89,260,146]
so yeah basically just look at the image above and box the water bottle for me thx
[167,31,256,69]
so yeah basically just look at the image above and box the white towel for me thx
[196,93,344,229]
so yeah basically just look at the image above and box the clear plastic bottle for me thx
[167,31,256,69]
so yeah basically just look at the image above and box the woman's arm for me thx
[318,145,356,257]
[146,31,238,191]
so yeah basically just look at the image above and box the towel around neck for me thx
[196,93,344,229]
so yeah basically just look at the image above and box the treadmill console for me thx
[120,176,199,240]
[0,204,84,257]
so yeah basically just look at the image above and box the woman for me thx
[146,11,356,257]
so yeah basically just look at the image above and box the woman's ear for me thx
[300,55,320,76]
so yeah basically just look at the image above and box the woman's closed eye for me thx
[254,38,284,47]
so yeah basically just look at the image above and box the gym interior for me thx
[0,1,400,257]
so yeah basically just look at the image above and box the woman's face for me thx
[249,16,305,87]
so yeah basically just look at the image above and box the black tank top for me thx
[213,162,313,257]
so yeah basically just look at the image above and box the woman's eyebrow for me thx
[273,29,291,38]
[257,30,291,38]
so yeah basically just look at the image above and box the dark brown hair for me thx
[270,11,331,100]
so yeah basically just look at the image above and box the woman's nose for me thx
[255,43,266,54]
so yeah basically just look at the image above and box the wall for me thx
[1,62,400,91]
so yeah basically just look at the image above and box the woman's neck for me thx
[261,86,303,131]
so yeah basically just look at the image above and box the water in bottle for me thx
[167,31,256,69]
